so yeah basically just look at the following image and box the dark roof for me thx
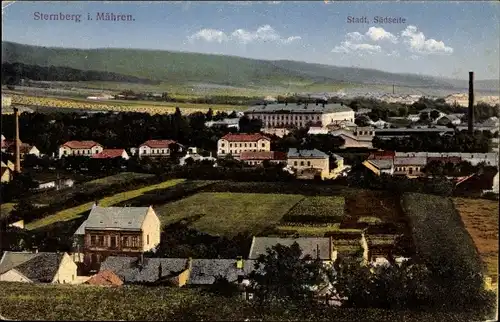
[248,237,332,260]
[188,259,255,285]
[74,206,152,235]
[245,103,353,114]
[0,251,65,282]
[99,257,188,283]
[288,148,328,158]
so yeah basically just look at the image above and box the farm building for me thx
[248,237,336,262]
[287,148,330,180]
[92,149,130,160]
[136,140,182,158]
[239,151,287,166]
[0,251,78,284]
[179,147,216,166]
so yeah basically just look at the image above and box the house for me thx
[307,127,329,135]
[406,114,420,122]
[8,219,24,229]
[36,178,75,191]
[205,118,240,130]
[492,172,499,194]
[84,269,123,286]
[179,147,216,166]
[287,148,330,180]
[4,142,40,158]
[0,251,78,284]
[393,157,427,177]
[328,127,374,149]
[436,114,461,126]
[370,119,389,128]
[328,232,369,265]
[1,166,12,183]
[395,152,498,166]
[355,108,372,115]
[418,108,446,121]
[362,159,394,176]
[480,116,499,128]
[58,141,104,158]
[187,258,255,287]
[73,205,161,271]
[368,150,395,160]
[217,133,271,158]
[245,102,355,128]
[248,237,336,262]
[239,151,287,166]
[261,128,290,138]
[92,149,130,160]
[137,140,181,158]
[330,153,347,177]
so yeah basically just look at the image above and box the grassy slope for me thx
[155,192,304,237]
[25,179,185,230]
[3,41,469,89]
[0,282,491,321]
[453,197,499,284]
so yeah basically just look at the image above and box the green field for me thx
[26,179,185,230]
[29,172,155,205]
[283,196,345,221]
[0,282,492,321]
[155,192,304,237]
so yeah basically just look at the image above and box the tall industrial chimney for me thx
[468,71,474,134]
[14,107,21,173]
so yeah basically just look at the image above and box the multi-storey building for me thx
[217,134,271,158]
[287,148,330,179]
[73,205,161,271]
[245,102,355,129]
[58,141,104,158]
[393,157,427,177]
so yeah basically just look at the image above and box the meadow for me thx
[0,282,490,321]
[25,179,185,230]
[8,93,246,114]
[453,197,499,286]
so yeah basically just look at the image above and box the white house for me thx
[138,140,181,158]
[58,141,104,159]
[179,147,217,166]
[217,133,271,158]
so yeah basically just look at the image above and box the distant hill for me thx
[2,41,498,91]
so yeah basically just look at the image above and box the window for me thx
[110,236,117,248]
[98,236,104,247]
[122,236,129,247]
[244,143,247,147]
[221,143,225,147]
[254,143,257,147]
[64,150,68,155]
[131,236,139,247]
[90,235,96,246]
[230,143,233,148]
[300,161,304,166]
[307,161,311,166]
[240,143,243,147]
[294,161,298,166]
[147,234,149,245]
[261,143,265,148]
[88,150,90,154]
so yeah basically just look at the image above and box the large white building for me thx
[394,152,499,166]
[245,102,355,129]
[58,141,104,159]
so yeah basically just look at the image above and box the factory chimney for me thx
[468,71,474,134]
[14,107,21,173]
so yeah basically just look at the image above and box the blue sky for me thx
[2,1,499,80]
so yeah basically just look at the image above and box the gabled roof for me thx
[92,149,126,159]
[139,140,177,148]
[220,133,270,142]
[368,151,395,160]
[61,141,102,149]
[74,206,152,235]
[188,259,255,285]
[1,166,11,177]
[100,257,189,283]
[248,237,332,260]
[287,148,328,159]
[6,143,35,154]
[85,269,123,286]
[394,157,427,166]
[0,251,65,282]
[366,159,394,170]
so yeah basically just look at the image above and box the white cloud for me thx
[401,25,453,55]
[332,41,382,54]
[188,25,301,45]
[188,29,228,43]
[366,27,398,44]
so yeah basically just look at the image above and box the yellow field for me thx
[25,179,185,230]
[9,94,246,114]
[453,197,499,286]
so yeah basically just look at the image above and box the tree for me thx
[429,110,441,121]
[419,112,429,122]
[249,242,325,307]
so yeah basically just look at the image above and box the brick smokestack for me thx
[468,71,474,134]
[14,107,21,173]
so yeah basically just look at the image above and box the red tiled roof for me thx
[140,140,177,148]
[92,149,126,159]
[221,133,270,142]
[62,141,102,149]
[85,270,123,286]
[273,151,287,160]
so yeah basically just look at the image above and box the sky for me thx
[2,1,499,80]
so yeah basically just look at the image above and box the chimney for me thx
[236,256,243,269]
[468,71,474,134]
[14,107,21,173]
